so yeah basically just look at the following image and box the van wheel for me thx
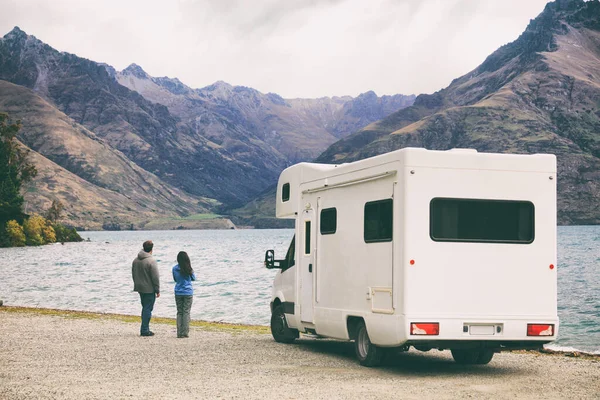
[270,305,298,344]
[354,321,383,367]
[451,349,495,365]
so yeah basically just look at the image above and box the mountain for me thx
[316,0,600,225]
[0,28,285,208]
[0,80,211,229]
[115,64,415,164]
[0,27,414,217]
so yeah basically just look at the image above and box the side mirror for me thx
[264,249,275,269]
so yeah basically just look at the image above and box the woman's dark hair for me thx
[177,251,193,276]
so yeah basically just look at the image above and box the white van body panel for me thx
[270,148,558,348]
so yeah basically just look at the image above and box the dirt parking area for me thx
[0,308,598,399]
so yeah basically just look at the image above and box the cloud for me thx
[0,0,550,98]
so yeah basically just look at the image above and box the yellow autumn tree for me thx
[23,214,52,246]
[42,223,56,244]
[5,220,26,247]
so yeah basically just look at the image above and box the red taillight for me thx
[527,324,554,336]
[410,323,439,335]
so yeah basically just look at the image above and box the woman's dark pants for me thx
[139,293,156,335]
[175,295,193,337]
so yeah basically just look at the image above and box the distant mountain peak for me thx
[7,26,26,36]
[2,26,34,44]
[122,63,149,79]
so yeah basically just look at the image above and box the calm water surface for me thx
[0,227,597,353]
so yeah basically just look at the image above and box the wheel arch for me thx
[347,316,364,341]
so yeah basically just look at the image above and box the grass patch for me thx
[151,213,221,224]
[0,306,270,334]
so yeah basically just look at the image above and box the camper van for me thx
[264,148,558,366]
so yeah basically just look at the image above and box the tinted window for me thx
[305,221,311,254]
[282,183,290,202]
[320,208,337,235]
[364,199,393,243]
[282,236,295,271]
[430,198,534,243]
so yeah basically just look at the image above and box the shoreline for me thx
[2,305,598,359]
[0,305,269,334]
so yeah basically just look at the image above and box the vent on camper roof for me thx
[447,148,477,153]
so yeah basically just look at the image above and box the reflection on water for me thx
[0,226,598,353]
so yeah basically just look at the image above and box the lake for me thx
[0,227,598,354]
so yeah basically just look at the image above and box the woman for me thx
[172,251,196,338]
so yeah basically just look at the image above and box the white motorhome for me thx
[264,147,558,366]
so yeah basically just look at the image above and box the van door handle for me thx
[309,264,313,273]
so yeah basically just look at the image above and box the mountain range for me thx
[1,0,598,228]
[0,27,414,229]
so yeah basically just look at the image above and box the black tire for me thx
[451,349,495,365]
[354,321,383,367]
[270,305,298,344]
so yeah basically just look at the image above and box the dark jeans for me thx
[139,292,156,334]
[175,295,193,337]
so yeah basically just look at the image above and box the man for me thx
[132,240,160,336]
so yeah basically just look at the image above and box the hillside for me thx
[0,80,212,229]
[316,0,600,225]
[0,28,286,207]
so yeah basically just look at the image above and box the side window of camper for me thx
[282,183,290,202]
[304,221,311,254]
[364,199,393,243]
[320,208,337,235]
[430,198,534,243]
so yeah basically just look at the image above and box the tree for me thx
[5,220,26,247]
[45,199,64,223]
[23,214,49,246]
[0,113,37,246]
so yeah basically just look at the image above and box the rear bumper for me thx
[368,314,559,347]
[406,339,551,351]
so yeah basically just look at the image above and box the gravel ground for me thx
[0,309,599,400]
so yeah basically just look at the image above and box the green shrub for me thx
[53,224,83,243]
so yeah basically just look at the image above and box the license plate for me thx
[469,325,495,335]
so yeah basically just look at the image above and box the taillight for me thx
[527,324,554,336]
[410,323,439,335]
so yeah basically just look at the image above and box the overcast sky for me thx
[1,0,551,98]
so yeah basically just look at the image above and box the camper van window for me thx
[282,236,295,271]
[320,208,337,235]
[364,199,393,243]
[430,198,534,243]
[305,221,311,254]
[282,183,290,202]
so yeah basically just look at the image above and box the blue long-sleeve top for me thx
[172,264,196,296]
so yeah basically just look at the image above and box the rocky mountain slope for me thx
[0,80,211,229]
[115,64,414,164]
[0,28,284,207]
[316,0,600,225]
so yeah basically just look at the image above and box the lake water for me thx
[0,227,598,354]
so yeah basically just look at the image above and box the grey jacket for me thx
[132,250,160,294]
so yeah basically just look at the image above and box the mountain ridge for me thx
[0,25,415,226]
[315,0,600,224]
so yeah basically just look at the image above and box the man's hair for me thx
[143,240,154,253]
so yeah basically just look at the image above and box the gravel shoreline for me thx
[0,307,598,399]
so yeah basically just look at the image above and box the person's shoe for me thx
[141,331,155,337]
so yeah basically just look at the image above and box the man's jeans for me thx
[175,295,193,337]
[139,293,156,335]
